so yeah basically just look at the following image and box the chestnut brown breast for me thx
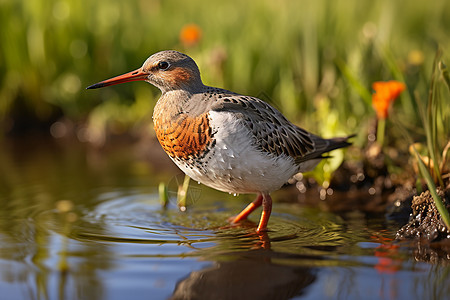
[154,113,213,160]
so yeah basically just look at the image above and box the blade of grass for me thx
[177,175,191,211]
[439,61,450,91]
[159,182,169,208]
[412,145,450,230]
[425,48,444,186]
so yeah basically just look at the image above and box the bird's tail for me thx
[295,134,355,164]
[325,134,355,153]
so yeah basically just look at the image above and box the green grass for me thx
[1,0,449,177]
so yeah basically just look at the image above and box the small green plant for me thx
[406,49,450,230]
[420,49,447,186]
[159,174,191,210]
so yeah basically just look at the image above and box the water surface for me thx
[0,137,448,300]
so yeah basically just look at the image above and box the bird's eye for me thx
[158,61,170,70]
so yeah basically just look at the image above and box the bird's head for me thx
[87,50,203,93]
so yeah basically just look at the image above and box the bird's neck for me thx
[153,89,194,124]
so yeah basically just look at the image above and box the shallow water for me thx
[0,137,448,300]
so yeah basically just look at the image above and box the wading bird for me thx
[87,50,352,233]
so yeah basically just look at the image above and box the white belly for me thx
[171,111,302,194]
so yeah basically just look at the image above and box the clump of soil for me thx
[396,187,450,241]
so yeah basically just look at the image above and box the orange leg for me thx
[231,193,263,224]
[256,193,272,233]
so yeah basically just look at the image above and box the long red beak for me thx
[86,68,148,89]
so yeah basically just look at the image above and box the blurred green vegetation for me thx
[0,0,449,153]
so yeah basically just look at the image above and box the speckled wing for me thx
[211,94,351,164]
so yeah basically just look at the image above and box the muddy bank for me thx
[396,187,450,241]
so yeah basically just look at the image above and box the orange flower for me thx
[179,24,202,47]
[372,80,406,119]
